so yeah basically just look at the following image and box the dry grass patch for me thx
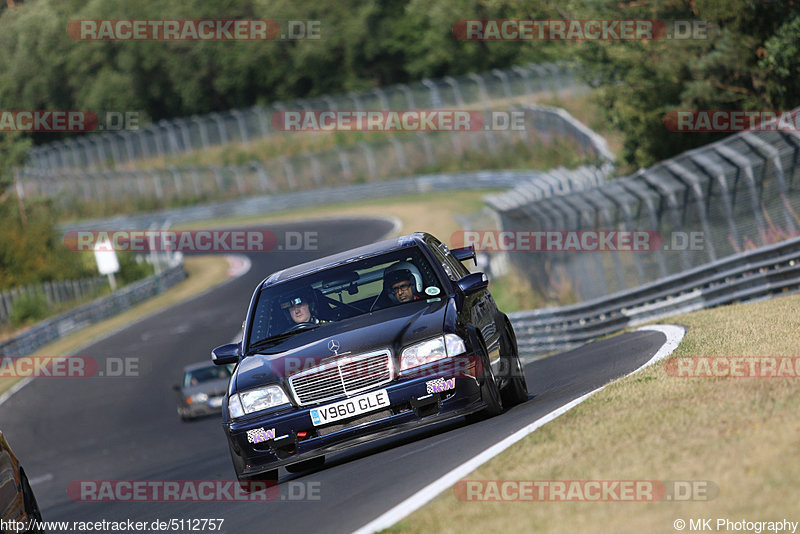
[388,293,800,533]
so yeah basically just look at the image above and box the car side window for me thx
[444,249,470,278]
[427,239,459,281]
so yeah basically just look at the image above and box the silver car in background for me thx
[174,362,234,421]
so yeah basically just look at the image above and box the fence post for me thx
[715,145,769,247]
[360,142,378,181]
[421,79,441,109]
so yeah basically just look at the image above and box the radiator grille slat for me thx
[289,350,393,405]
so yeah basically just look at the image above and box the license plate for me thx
[309,389,390,427]
[208,397,223,408]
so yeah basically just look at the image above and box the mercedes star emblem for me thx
[327,339,340,354]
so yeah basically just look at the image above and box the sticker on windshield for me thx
[425,286,440,296]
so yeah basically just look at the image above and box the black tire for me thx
[499,319,529,407]
[21,470,44,533]
[285,456,324,474]
[465,332,503,423]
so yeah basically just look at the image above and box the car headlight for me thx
[186,393,208,405]
[400,334,466,371]
[232,385,291,417]
[228,394,245,419]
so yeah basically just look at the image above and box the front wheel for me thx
[465,333,503,423]
[500,320,529,407]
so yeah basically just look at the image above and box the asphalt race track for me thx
[1,217,669,533]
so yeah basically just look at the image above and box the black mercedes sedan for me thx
[211,232,528,486]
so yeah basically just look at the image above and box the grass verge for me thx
[387,292,800,533]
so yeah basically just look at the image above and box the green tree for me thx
[569,0,800,170]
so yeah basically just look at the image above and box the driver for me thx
[281,290,325,326]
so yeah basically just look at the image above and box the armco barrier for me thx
[509,234,800,359]
[0,276,107,325]
[0,265,186,357]
[59,169,604,233]
[489,123,800,302]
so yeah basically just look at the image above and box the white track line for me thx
[353,324,685,534]
[0,377,32,408]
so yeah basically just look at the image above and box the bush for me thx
[115,253,155,287]
[10,290,49,327]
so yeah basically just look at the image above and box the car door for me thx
[426,236,501,365]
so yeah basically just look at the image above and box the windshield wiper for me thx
[247,326,320,353]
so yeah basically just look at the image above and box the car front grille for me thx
[289,349,393,406]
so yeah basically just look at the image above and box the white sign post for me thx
[94,238,120,292]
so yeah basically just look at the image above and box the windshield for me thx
[183,364,234,388]
[247,245,444,348]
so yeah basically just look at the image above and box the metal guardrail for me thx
[510,235,800,358]
[25,62,582,172]
[490,123,800,302]
[515,104,615,164]
[0,265,187,357]
[58,170,545,232]
[0,276,108,325]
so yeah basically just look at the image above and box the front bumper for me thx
[225,371,483,477]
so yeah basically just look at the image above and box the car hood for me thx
[234,298,448,392]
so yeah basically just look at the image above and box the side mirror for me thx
[172,384,181,391]
[451,245,477,266]
[456,272,488,296]
[211,343,241,365]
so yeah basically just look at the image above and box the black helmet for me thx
[280,289,317,320]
